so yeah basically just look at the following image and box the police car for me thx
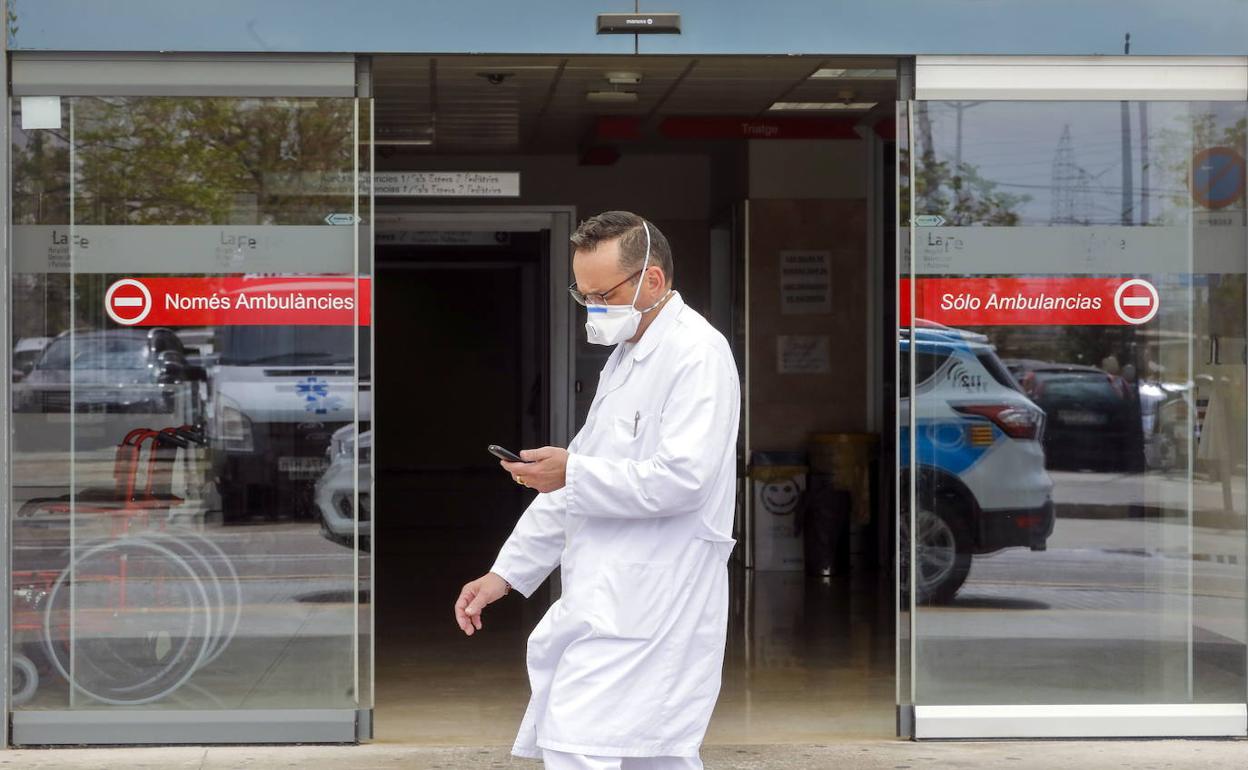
[900,321,1055,604]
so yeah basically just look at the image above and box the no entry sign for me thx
[104,278,154,326]
[1113,278,1159,325]
[899,277,1162,327]
[104,276,371,327]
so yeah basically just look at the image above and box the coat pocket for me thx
[612,412,653,460]
[592,558,678,640]
[696,532,738,563]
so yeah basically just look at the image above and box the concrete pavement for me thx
[2,741,1247,769]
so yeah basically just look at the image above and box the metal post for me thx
[1,0,12,749]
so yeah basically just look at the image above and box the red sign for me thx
[899,277,1160,327]
[104,276,372,327]
[659,116,860,140]
[105,278,154,326]
[1113,278,1159,324]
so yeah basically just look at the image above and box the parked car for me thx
[13,336,52,381]
[13,328,206,415]
[315,425,370,550]
[901,322,1055,604]
[1004,359,1138,471]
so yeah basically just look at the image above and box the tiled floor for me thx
[373,559,896,745]
[8,741,1248,769]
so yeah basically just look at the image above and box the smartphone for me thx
[488,444,526,463]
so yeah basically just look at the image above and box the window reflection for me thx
[907,100,1247,706]
[10,96,368,711]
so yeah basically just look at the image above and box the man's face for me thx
[572,236,662,309]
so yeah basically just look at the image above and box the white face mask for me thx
[585,222,672,346]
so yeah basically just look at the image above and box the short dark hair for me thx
[570,211,674,286]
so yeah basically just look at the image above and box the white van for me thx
[208,324,370,521]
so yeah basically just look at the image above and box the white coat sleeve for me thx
[488,488,567,598]
[487,425,588,598]
[564,346,737,519]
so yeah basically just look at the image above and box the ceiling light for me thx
[769,101,877,111]
[368,138,434,146]
[586,90,639,104]
[810,67,895,80]
[604,71,642,86]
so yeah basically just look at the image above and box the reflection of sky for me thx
[923,101,1247,226]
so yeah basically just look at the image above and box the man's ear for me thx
[647,265,666,291]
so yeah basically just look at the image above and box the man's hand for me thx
[500,446,569,494]
[455,572,510,636]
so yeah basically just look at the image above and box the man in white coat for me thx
[454,211,740,770]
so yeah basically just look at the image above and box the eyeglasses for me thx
[568,269,643,307]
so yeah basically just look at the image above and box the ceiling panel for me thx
[372,55,898,153]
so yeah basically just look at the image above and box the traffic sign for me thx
[104,278,153,326]
[324,212,360,226]
[1191,147,1246,210]
[1113,278,1159,325]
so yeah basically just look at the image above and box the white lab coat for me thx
[490,292,740,759]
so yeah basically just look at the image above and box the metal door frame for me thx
[4,50,371,747]
[369,205,577,451]
[1,0,12,750]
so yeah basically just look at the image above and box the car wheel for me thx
[900,485,973,606]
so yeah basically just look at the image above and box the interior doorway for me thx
[365,54,902,745]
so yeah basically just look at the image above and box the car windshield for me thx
[38,336,149,370]
[899,348,953,398]
[1036,372,1120,402]
[218,325,358,367]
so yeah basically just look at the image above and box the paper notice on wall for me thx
[777,335,831,374]
[780,250,831,314]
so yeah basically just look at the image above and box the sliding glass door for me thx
[899,57,1248,737]
[9,61,373,744]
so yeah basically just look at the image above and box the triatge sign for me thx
[779,250,831,314]
[265,171,521,198]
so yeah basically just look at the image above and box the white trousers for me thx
[541,749,703,770]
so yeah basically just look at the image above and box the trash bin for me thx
[750,451,807,571]
[808,433,878,571]
[803,473,850,576]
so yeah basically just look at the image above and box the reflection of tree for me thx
[9,96,361,338]
[11,97,358,227]
[916,157,1029,226]
[913,102,1028,223]
[71,97,356,225]
[913,103,1030,226]
[11,123,70,224]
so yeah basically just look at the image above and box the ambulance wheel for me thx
[219,482,246,523]
[12,654,38,705]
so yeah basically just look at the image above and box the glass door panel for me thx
[10,93,371,739]
[902,98,1247,733]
